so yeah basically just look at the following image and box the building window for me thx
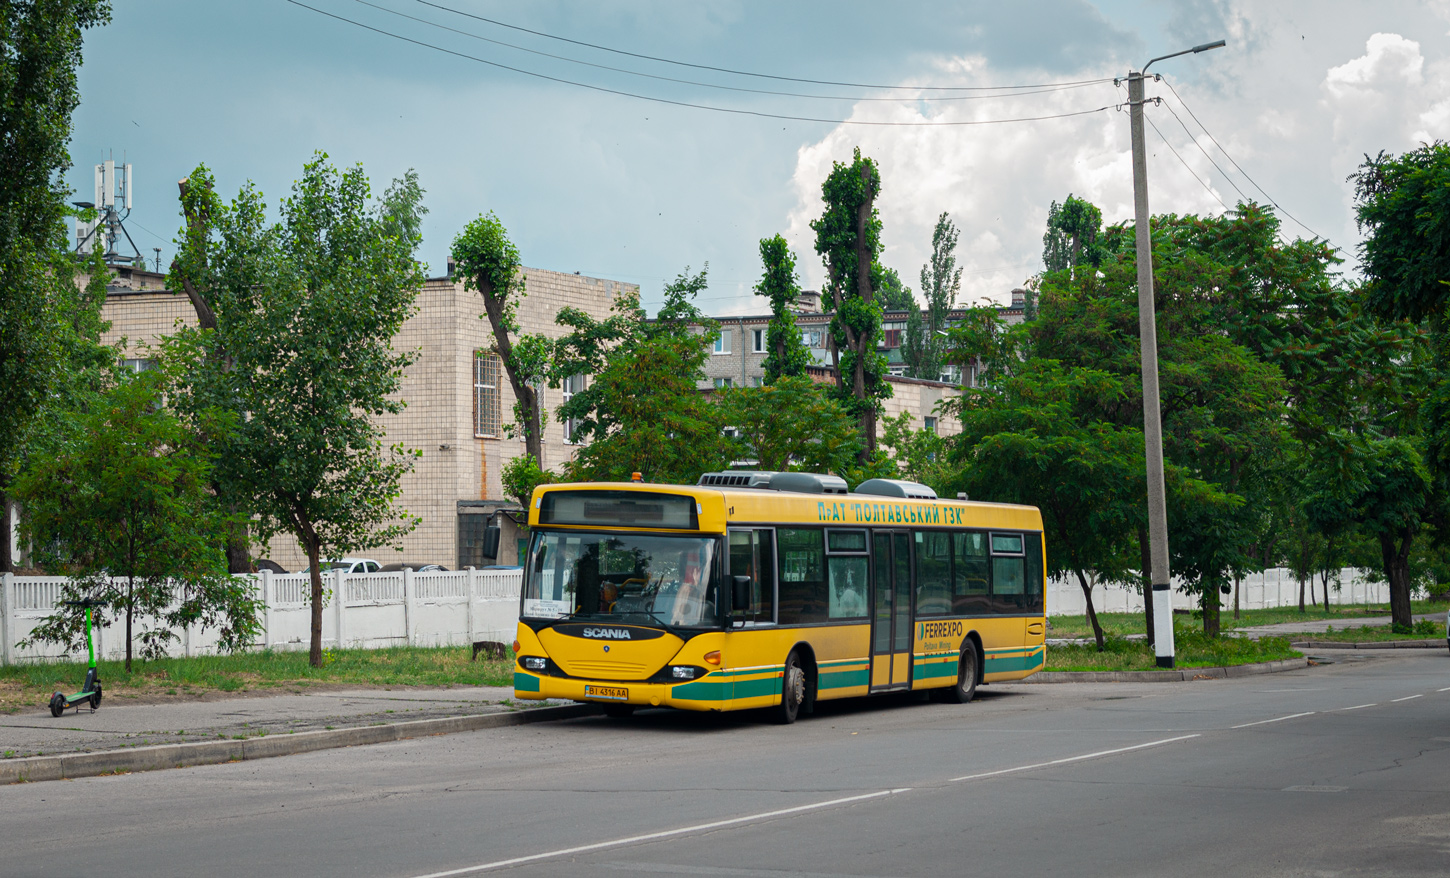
[924,416,938,434]
[751,376,764,387]
[714,330,732,354]
[882,329,902,348]
[121,357,157,373]
[713,377,734,389]
[752,328,765,353]
[801,329,822,347]
[474,352,501,438]
[562,373,586,445]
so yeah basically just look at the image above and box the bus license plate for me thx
[585,685,628,701]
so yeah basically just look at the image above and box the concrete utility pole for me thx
[1127,39,1224,669]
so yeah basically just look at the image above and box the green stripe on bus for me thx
[914,660,959,680]
[514,672,541,692]
[984,651,1045,673]
[819,668,869,689]
[671,676,781,702]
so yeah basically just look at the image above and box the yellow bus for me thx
[512,472,1046,723]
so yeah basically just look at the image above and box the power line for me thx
[287,1,1116,128]
[1155,100,1249,205]
[1159,79,1328,243]
[1144,112,1228,212]
[353,0,1104,104]
[417,0,1116,93]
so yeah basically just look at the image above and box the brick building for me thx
[698,288,1030,438]
[97,264,628,571]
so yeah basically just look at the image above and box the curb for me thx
[1,702,603,785]
[1024,656,1310,683]
[1290,639,1446,650]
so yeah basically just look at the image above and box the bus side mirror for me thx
[731,575,751,613]
[482,525,501,559]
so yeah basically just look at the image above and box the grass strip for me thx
[1046,630,1300,673]
[1290,623,1444,643]
[0,646,515,715]
[1047,600,1446,640]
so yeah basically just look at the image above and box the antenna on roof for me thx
[75,152,143,267]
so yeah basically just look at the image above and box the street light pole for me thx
[1127,39,1224,669]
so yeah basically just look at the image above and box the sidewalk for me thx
[0,686,574,761]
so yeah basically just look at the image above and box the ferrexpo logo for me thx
[919,620,963,640]
[581,627,633,640]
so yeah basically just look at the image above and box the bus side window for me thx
[777,528,827,624]
[914,531,952,616]
[1024,533,1044,614]
[953,531,991,615]
[990,532,1026,613]
[728,529,776,624]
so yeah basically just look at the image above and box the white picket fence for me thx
[0,568,523,665]
[1045,567,1389,617]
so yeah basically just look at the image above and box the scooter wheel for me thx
[90,683,102,709]
[49,692,66,718]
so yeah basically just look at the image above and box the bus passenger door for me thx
[870,531,913,691]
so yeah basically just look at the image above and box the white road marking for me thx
[404,789,909,878]
[1439,687,1450,692]
[1232,711,1315,729]
[404,735,1204,877]
[1391,694,1423,702]
[947,734,1201,783]
[1338,704,1376,711]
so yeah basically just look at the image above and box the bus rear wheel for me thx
[944,646,978,704]
[774,650,806,724]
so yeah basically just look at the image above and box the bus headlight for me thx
[522,657,546,670]
[671,666,696,679]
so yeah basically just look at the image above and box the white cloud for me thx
[783,72,1226,306]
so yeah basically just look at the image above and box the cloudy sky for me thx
[68,1,1450,314]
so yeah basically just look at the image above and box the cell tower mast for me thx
[74,155,143,266]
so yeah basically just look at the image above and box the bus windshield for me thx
[523,530,721,628]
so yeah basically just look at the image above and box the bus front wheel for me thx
[774,650,807,724]
[945,647,978,704]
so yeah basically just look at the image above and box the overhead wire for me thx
[416,0,1116,93]
[1158,79,1328,243]
[1144,111,1229,212]
[352,0,1103,104]
[287,0,1116,128]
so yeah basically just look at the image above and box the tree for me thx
[811,148,892,460]
[167,154,426,667]
[14,369,258,671]
[0,0,111,571]
[902,212,962,380]
[452,213,552,465]
[943,359,1148,650]
[754,235,811,384]
[717,376,861,474]
[554,267,733,484]
[1042,194,1111,276]
[875,266,915,311]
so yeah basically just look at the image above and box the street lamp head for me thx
[1142,37,1227,73]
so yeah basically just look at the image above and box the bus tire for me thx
[945,646,978,704]
[774,650,807,724]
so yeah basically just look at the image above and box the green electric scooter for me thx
[49,599,103,717]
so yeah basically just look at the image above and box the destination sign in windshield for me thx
[539,490,700,530]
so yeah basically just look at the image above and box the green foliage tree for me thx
[14,369,259,671]
[943,359,1148,649]
[812,148,892,460]
[879,411,950,494]
[875,266,915,311]
[754,235,811,384]
[501,453,557,511]
[902,212,962,381]
[1042,194,1111,276]
[554,267,732,483]
[0,0,111,571]
[166,154,425,667]
[451,213,552,464]
[717,376,861,474]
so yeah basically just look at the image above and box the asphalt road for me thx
[4,649,1450,878]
